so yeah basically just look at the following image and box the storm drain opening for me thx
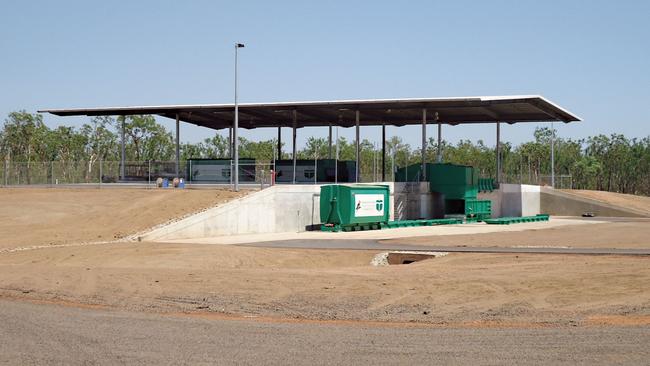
[371,251,449,266]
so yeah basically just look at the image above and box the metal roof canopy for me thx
[39,95,581,129]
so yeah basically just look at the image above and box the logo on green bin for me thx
[354,194,385,217]
[375,199,383,211]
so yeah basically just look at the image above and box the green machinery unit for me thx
[395,163,492,221]
[320,184,390,231]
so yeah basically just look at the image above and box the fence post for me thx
[148,160,151,188]
[51,161,54,185]
[3,160,7,186]
[314,158,317,184]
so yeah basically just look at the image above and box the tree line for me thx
[1,111,649,195]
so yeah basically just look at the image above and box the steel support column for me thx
[328,124,333,159]
[551,121,555,188]
[292,110,297,184]
[381,123,386,181]
[277,126,282,160]
[436,117,442,163]
[355,110,360,183]
[334,126,339,184]
[120,116,125,180]
[421,108,427,178]
[496,122,501,184]
[175,114,180,177]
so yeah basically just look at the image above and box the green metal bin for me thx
[395,163,479,199]
[320,184,390,228]
[426,163,479,200]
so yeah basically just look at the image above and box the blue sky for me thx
[1,0,648,149]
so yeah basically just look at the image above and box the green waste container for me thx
[426,163,479,200]
[395,163,479,200]
[320,184,390,226]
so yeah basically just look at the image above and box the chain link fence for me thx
[0,160,275,187]
[499,173,573,188]
[0,159,574,189]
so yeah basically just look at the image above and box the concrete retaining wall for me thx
[393,182,432,220]
[478,184,541,218]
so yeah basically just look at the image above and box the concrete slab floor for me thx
[157,217,599,245]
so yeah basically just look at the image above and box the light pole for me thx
[234,42,245,191]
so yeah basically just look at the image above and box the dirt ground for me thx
[382,220,650,249]
[0,188,246,250]
[0,242,648,325]
[561,189,650,215]
[0,187,648,326]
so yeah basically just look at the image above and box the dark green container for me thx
[320,184,390,225]
[395,163,479,199]
[427,163,478,200]
[394,164,426,182]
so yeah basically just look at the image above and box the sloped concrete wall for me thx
[540,188,647,217]
[141,185,322,240]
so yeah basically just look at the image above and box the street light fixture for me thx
[234,42,245,191]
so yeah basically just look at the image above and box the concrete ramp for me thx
[540,188,649,217]
[140,185,323,241]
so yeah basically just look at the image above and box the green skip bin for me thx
[320,184,390,232]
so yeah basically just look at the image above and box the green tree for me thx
[0,111,51,183]
[202,133,230,158]
[80,116,118,181]
[119,115,174,161]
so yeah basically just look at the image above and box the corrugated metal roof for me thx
[39,95,581,130]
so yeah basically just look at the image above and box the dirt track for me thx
[0,188,245,250]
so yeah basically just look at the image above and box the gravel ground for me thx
[1,299,648,366]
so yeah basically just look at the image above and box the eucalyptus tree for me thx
[119,115,175,162]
